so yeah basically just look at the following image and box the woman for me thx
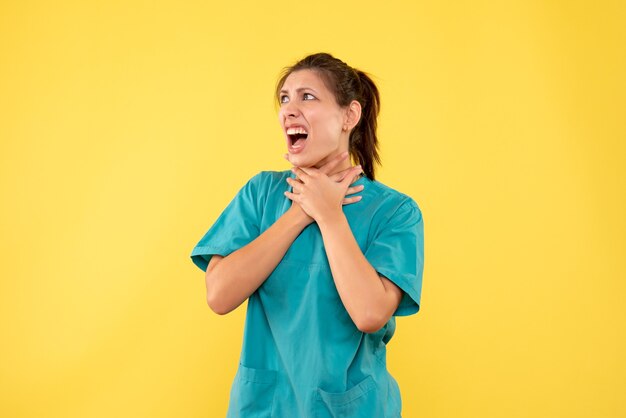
[190,52,424,417]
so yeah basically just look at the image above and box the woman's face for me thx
[278,69,350,170]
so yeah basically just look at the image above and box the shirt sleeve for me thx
[363,199,424,316]
[189,172,264,272]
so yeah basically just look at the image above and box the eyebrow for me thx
[279,87,318,95]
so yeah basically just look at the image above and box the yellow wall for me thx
[1,1,624,417]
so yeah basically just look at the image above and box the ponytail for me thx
[349,70,381,181]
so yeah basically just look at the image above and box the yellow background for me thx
[1,0,624,417]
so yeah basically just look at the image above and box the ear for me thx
[344,100,362,132]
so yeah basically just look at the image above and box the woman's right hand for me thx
[284,151,364,226]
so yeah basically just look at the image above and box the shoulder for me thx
[246,169,291,190]
[239,169,288,187]
[237,170,291,204]
[257,169,291,183]
[360,176,423,222]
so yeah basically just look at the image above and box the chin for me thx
[289,154,321,168]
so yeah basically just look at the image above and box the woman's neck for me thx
[313,150,353,177]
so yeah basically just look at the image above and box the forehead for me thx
[282,69,331,93]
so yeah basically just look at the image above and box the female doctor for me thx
[190,52,424,417]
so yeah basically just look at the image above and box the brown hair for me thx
[275,52,381,180]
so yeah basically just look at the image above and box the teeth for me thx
[286,127,308,135]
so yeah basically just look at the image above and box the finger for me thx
[283,191,299,201]
[292,166,314,182]
[329,166,354,182]
[329,165,364,184]
[286,177,303,193]
[345,184,365,195]
[341,165,363,187]
[342,195,363,205]
[317,151,349,175]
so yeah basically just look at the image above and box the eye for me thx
[303,93,315,100]
[279,95,289,104]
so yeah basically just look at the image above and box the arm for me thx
[318,212,403,333]
[285,165,404,333]
[205,152,363,315]
[205,205,311,315]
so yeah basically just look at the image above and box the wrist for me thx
[317,210,346,230]
[286,205,314,229]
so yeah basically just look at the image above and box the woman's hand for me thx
[285,152,364,226]
[284,152,364,224]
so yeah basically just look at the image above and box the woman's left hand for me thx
[285,165,363,224]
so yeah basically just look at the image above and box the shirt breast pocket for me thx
[227,364,277,418]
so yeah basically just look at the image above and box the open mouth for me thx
[287,127,309,148]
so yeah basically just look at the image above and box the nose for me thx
[280,99,300,119]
